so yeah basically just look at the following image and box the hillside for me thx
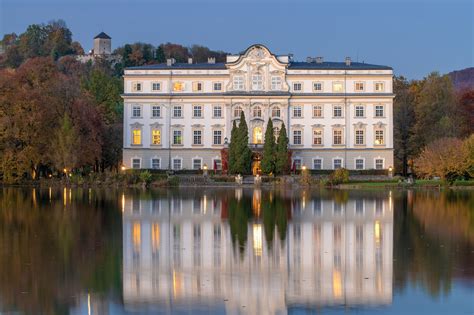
[448,67,474,91]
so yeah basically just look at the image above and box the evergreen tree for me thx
[155,46,165,63]
[275,122,289,175]
[122,44,133,67]
[235,111,252,174]
[261,118,276,174]
[228,120,238,174]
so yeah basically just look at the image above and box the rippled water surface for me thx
[0,187,473,314]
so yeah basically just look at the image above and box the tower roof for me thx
[94,32,111,39]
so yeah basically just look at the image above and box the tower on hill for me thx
[93,32,111,55]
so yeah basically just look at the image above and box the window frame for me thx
[132,82,142,92]
[293,129,303,145]
[293,105,303,118]
[312,128,323,146]
[151,105,161,118]
[313,158,323,170]
[213,129,223,145]
[374,129,385,145]
[151,82,162,91]
[252,73,264,91]
[355,129,365,146]
[151,158,161,170]
[233,76,244,90]
[192,158,203,170]
[132,158,141,169]
[333,128,344,145]
[332,82,344,93]
[151,128,162,146]
[192,129,203,146]
[271,76,282,90]
[355,158,365,170]
[333,105,343,118]
[313,104,323,118]
[374,82,385,92]
[172,129,183,146]
[375,104,385,118]
[213,105,222,118]
[131,128,142,145]
[213,82,223,91]
[293,82,303,92]
[173,105,183,118]
[313,81,323,92]
[333,158,343,170]
[355,105,365,118]
[172,158,182,170]
[374,158,384,170]
[193,105,203,118]
[354,82,365,92]
[192,81,203,92]
[132,105,142,118]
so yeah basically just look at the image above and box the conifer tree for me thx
[261,118,276,174]
[235,111,252,174]
[275,122,289,175]
[228,120,238,174]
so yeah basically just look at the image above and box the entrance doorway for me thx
[252,152,262,175]
[252,160,261,175]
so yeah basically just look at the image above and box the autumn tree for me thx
[414,137,468,183]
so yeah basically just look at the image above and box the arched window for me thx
[253,126,263,144]
[233,105,242,118]
[271,106,281,118]
[253,106,262,118]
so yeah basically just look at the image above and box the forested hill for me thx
[448,67,474,91]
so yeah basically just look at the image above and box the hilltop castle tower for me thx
[93,32,111,55]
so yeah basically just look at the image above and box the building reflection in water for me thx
[122,189,393,313]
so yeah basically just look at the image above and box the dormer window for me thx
[252,73,263,90]
[233,76,244,90]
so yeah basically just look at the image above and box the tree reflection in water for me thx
[0,187,473,314]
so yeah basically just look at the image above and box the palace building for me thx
[122,44,394,173]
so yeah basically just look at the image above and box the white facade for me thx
[122,189,394,313]
[122,44,394,171]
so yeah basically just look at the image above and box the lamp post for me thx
[388,166,393,178]
[203,164,208,177]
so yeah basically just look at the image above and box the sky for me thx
[1,0,473,79]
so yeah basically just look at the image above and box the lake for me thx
[0,187,473,315]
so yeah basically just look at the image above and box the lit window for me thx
[152,105,161,118]
[333,129,343,145]
[192,82,203,92]
[313,129,323,145]
[271,76,282,90]
[293,82,302,91]
[375,82,385,92]
[252,73,263,90]
[173,105,182,118]
[355,105,365,117]
[272,106,280,117]
[313,158,322,170]
[355,82,365,91]
[355,159,364,170]
[375,130,385,145]
[293,130,302,145]
[132,129,141,145]
[173,82,184,92]
[375,105,384,117]
[233,106,242,118]
[173,159,182,170]
[293,105,302,117]
[313,82,323,92]
[213,130,222,145]
[253,106,262,118]
[173,130,182,145]
[355,129,365,145]
[151,129,161,145]
[132,82,142,92]
[132,105,141,118]
[193,130,202,145]
[213,105,222,118]
[151,158,160,169]
[333,82,343,93]
[152,82,161,91]
[253,127,263,144]
[233,76,244,90]
[333,159,342,169]
[213,82,222,91]
[333,105,343,117]
[375,159,384,170]
[132,159,141,169]
[313,105,323,117]
[192,158,202,170]
[193,105,202,118]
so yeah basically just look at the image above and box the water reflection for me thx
[122,189,393,312]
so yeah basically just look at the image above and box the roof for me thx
[125,61,391,71]
[288,61,392,70]
[126,63,227,70]
[94,32,111,39]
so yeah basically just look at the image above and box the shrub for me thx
[327,168,349,186]
[139,170,153,185]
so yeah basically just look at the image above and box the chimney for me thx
[316,56,323,64]
[208,57,215,64]
[345,57,351,66]
[306,57,313,63]
[188,58,193,64]
[166,58,175,66]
